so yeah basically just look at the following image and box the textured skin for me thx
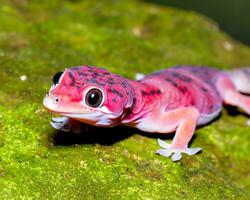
[43,66,250,161]
[123,66,224,124]
[50,66,134,116]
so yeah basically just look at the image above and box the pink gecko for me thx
[43,66,250,161]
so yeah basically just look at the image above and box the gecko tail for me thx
[229,67,250,94]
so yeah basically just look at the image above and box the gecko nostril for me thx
[54,97,59,103]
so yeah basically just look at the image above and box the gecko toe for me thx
[157,138,171,148]
[156,149,172,157]
[156,139,183,160]
[186,147,202,156]
[156,138,201,161]
[171,152,182,161]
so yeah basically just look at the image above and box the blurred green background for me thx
[146,0,250,45]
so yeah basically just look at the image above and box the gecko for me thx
[43,66,250,161]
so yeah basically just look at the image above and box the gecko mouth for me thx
[43,95,95,115]
[43,96,115,126]
[43,102,106,125]
[46,107,113,126]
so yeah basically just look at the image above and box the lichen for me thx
[0,0,249,199]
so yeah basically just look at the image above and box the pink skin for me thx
[44,67,135,126]
[43,66,250,161]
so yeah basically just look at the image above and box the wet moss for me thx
[0,0,249,199]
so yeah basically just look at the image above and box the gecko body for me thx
[43,66,250,161]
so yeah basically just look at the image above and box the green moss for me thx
[0,0,249,199]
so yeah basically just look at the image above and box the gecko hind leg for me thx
[216,76,250,125]
[155,107,202,161]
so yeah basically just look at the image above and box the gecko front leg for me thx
[152,107,201,161]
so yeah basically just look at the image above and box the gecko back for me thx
[140,66,224,117]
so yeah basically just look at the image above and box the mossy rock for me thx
[0,0,249,199]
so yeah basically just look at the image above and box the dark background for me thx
[145,0,250,45]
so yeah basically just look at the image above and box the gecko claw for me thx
[156,138,202,161]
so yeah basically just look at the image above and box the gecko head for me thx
[43,66,135,126]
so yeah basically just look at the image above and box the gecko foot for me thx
[50,117,69,131]
[156,139,202,161]
[50,117,82,133]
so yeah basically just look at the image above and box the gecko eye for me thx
[53,71,63,85]
[85,89,103,108]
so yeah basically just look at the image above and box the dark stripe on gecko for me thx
[111,89,123,98]
[179,86,188,94]
[141,89,162,96]
[170,72,192,82]
[165,78,178,87]
[200,87,208,92]
[69,72,76,86]
[121,82,127,88]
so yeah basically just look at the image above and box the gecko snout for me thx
[43,94,61,112]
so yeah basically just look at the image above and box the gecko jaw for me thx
[63,112,102,120]
[43,95,116,126]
